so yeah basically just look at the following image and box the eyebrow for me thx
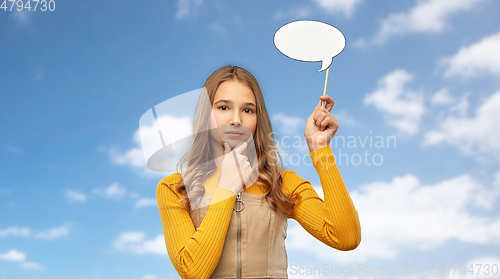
[214,99,256,108]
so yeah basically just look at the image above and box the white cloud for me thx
[271,112,305,136]
[287,173,500,263]
[142,275,158,279]
[357,0,483,46]
[134,198,157,208]
[0,227,31,237]
[65,181,150,207]
[110,145,146,169]
[364,69,424,135]
[0,250,43,270]
[176,0,203,19]
[129,191,140,199]
[0,250,25,261]
[424,91,500,160]
[447,92,471,117]
[312,0,363,18]
[494,171,500,187]
[430,88,454,105]
[442,31,500,78]
[110,114,188,178]
[93,183,127,199]
[65,189,87,203]
[0,224,69,240]
[20,261,43,270]
[334,110,357,126]
[34,224,70,240]
[274,0,362,21]
[109,143,168,177]
[113,232,166,255]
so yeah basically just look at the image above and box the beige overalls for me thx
[190,192,289,279]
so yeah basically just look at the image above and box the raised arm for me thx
[156,175,237,279]
[286,145,361,251]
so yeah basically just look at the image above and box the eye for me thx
[218,106,228,111]
[244,108,254,114]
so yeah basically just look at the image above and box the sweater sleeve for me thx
[285,145,361,251]
[156,174,237,279]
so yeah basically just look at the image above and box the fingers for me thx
[234,141,248,154]
[311,95,335,120]
[233,134,254,154]
[316,110,338,130]
[319,95,335,112]
[315,113,326,129]
[315,109,329,125]
[222,134,252,158]
[312,96,336,124]
[320,117,330,131]
[313,96,335,120]
[311,99,324,120]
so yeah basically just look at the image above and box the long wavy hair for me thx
[171,65,298,215]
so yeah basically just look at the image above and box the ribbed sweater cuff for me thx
[309,145,336,170]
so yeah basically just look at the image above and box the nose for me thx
[230,112,241,126]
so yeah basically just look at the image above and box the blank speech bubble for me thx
[274,20,346,72]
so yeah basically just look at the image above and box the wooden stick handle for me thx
[322,67,330,107]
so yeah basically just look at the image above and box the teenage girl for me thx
[156,65,361,279]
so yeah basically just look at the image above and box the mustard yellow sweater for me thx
[156,145,361,279]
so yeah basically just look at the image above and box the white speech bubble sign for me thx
[274,20,346,72]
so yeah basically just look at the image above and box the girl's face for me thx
[209,79,257,149]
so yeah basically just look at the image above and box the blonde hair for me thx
[172,65,298,215]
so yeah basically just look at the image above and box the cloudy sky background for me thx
[1,0,500,278]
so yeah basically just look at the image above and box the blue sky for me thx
[1,0,500,278]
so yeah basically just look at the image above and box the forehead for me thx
[214,80,256,103]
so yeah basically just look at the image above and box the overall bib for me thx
[190,192,289,279]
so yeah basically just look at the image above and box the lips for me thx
[226,131,243,135]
